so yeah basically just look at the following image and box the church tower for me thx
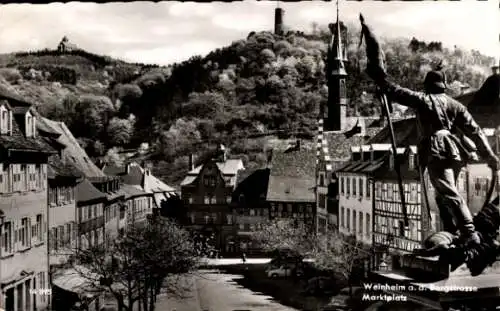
[323,0,348,132]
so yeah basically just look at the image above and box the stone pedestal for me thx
[400,254,450,281]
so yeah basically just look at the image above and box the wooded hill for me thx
[0,26,495,186]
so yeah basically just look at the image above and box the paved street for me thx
[201,258,272,266]
[156,270,299,311]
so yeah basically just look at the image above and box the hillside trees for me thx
[3,24,494,185]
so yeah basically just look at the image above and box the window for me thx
[366,214,371,238]
[87,205,92,219]
[71,221,77,244]
[66,223,72,246]
[340,207,344,228]
[340,177,344,194]
[20,217,30,248]
[12,164,21,192]
[359,213,364,236]
[398,220,405,237]
[319,173,324,186]
[78,207,83,223]
[35,214,42,243]
[226,196,231,203]
[1,109,7,134]
[26,115,32,137]
[353,211,357,234]
[249,209,255,216]
[204,215,210,224]
[353,178,357,196]
[346,209,351,231]
[226,215,233,225]
[239,223,244,230]
[0,164,8,193]
[209,196,216,204]
[51,228,58,251]
[58,226,64,249]
[409,154,415,170]
[366,179,370,198]
[20,164,27,191]
[2,221,12,254]
[359,178,363,197]
[204,196,209,204]
[346,177,350,195]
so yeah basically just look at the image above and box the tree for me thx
[73,94,116,139]
[107,117,134,146]
[251,219,317,258]
[251,220,370,295]
[70,217,200,311]
[103,147,124,167]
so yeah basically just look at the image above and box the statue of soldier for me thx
[367,65,500,247]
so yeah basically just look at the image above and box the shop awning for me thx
[52,266,99,295]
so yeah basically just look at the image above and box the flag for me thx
[359,14,387,79]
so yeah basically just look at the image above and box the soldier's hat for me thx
[424,69,447,90]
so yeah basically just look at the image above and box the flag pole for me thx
[379,90,409,227]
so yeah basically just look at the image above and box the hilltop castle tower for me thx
[323,1,348,132]
[274,2,284,35]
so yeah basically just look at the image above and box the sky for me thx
[0,0,498,66]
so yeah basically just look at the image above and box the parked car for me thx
[321,286,365,311]
[266,264,304,278]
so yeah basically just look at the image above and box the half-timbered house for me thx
[230,168,270,254]
[267,141,316,230]
[180,145,244,254]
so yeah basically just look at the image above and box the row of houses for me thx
[0,88,176,311]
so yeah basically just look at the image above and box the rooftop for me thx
[180,158,244,187]
[37,117,106,178]
[266,148,316,202]
[76,179,106,204]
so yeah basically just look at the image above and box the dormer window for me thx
[0,104,12,135]
[25,111,36,138]
[409,154,415,170]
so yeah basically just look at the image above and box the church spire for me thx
[324,0,348,132]
[333,0,347,74]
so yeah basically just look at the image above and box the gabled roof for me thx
[144,172,176,193]
[184,159,244,176]
[267,148,316,203]
[455,74,500,129]
[322,116,384,161]
[120,184,149,200]
[103,162,176,193]
[0,103,55,154]
[47,154,83,179]
[368,118,419,146]
[233,168,270,203]
[76,179,106,204]
[37,117,106,178]
[180,158,244,187]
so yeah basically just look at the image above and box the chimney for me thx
[188,154,195,171]
[125,163,131,175]
[219,144,227,162]
[274,7,284,35]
